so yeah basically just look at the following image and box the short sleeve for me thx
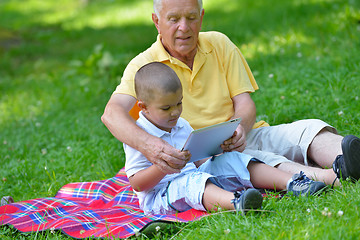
[225,44,259,98]
[124,143,152,178]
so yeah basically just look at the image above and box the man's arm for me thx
[221,92,256,152]
[101,93,189,174]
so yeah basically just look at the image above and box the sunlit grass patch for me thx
[1,0,360,239]
[0,0,154,30]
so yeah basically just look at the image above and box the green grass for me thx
[1,0,360,239]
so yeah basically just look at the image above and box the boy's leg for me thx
[248,161,327,196]
[202,181,234,211]
[277,161,339,186]
[247,161,292,190]
[198,152,254,192]
[245,147,339,185]
[202,181,262,214]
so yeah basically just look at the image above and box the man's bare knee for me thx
[308,129,342,168]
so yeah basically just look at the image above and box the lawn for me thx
[1,0,360,239]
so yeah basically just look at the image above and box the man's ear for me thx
[199,8,205,31]
[152,13,161,34]
[138,100,148,113]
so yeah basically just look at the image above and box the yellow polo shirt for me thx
[114,31,269,129]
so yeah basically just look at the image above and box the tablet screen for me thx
[182,118,241,162]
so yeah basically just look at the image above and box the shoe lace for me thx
[332,155,342,178]
[233,190,243,199]
[332,155,342,188]
[231,190,246,205]
[292,171,312,187]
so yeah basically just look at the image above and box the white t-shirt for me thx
[124,112,197,203]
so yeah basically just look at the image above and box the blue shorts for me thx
[141,152,255,215]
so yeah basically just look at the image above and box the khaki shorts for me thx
[243,119,337,167]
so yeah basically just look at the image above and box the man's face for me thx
[152,0,204,61]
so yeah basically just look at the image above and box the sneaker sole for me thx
[309,182,328,196]
[342,135,360,181]
[241,189,263,214]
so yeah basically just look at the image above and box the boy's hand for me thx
[143,137,190,174]
[221,124,247,152]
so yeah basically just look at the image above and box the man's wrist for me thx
[139,132,158,156]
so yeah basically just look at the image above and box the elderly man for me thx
[101,0,360,186]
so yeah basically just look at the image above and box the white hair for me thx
[153,0,203,17]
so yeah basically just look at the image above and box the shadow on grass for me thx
[203,0,359,43]
[1,0,357,69]
[0,0,359,135]
[0,2,360,237]
[0,0,359,141]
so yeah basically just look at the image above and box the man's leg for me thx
[244,147,339,185]
[245,119,337,167]
[307,129,360,181]
[245,121,339,185]
[276,129,342,185]
[246,119,360,183]
[280,129,360,183]
[307,129,343,168]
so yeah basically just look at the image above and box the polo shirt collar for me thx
[197,32,213,55]
[137,111,185,138]
[152,35,171,63]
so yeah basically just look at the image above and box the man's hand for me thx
[221,124,247,152]
[143,136,190,174]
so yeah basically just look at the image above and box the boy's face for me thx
[141,88,183,132]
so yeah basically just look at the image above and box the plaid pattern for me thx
[0,168,207,239]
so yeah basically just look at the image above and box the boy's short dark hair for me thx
[135,62,182,103]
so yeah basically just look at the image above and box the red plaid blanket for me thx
[0,168,207,239]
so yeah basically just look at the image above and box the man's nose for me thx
[178,18,189,32]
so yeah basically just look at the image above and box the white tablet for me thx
[182,118,241,162]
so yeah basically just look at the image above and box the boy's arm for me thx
[128,165,167,192]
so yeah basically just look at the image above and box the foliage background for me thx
[0,0,360,239]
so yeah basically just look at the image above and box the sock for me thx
[286,177,293,190]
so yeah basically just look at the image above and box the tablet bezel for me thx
[182,118,242,162]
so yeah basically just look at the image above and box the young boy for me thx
[124,62,326,215]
